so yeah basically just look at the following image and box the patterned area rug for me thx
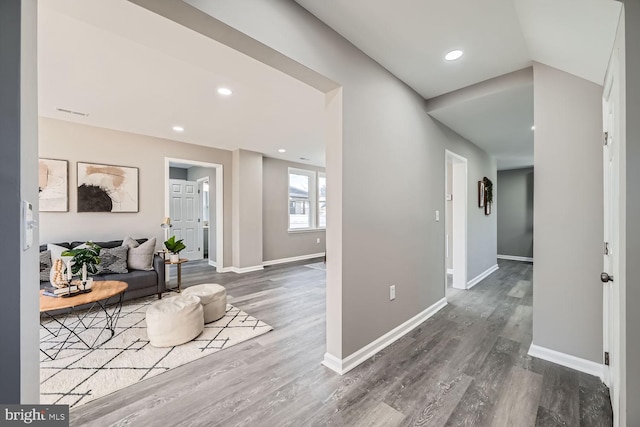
[40,295,272,407]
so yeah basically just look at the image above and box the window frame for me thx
[288,167,326,232]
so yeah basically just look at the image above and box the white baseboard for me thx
[262,252,325,267]
[528,343,603,379]
[447,268,454,275]
[321,297,448,375]
[228,265,264,274]
[208,260,217,267]
[467,264,499,289]
[498,254,534,263]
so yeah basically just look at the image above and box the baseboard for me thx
[498,254,534,263]
[528,343,603,379]
[447,268,454,275]
[208,260,217,267]
[228,265,264,274]
[262,252,326,267]
[321,297,448,375]
[467,264,499,289]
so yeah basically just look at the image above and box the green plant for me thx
[483,177,494,205]
[62,242,102,276]
[164,236,186,254]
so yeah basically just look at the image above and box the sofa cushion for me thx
[95,246,129,275]
[123,237,156,271]
[40,242,70,252]
[96,269,157,291]
[48,243,73,264]
[40,250,52,282]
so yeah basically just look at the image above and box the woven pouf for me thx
[146,295,204,347]
[182,283,227,323]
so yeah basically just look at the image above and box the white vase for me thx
[169,253,180,263]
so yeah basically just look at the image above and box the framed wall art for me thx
[39,158,68,212]
[77,162,139,212]
[478,180,485,208]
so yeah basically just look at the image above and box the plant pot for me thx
[169,253,180,263]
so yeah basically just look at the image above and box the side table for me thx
[165,258,188,293]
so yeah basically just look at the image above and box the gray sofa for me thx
[40,238,166,301]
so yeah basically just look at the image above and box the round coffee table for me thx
[40,280,128,360]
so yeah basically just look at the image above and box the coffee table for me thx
[40,280,128,360]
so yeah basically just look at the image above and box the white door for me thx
[169,179,202,260]
[602,53,620,424]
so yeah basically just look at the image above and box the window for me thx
[288,168,326,231]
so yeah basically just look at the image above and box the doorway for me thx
[165,157,224,271]
[445,150,468,295]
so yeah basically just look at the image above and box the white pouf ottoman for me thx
[146,295,204,347]
[182,283,227,323]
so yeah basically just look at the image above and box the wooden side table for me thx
[165,258,188,293]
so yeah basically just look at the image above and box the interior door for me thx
[602,53,620,423]
[169,179,202,260]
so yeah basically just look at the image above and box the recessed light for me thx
[217,87,233,96]
[531,125,536,131]
[172,126,184,132]
[278,149,287,153]
[445,50,463,61]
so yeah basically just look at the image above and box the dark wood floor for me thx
[70,259,612,426]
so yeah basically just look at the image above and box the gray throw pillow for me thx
[95,246,129,275]
[123,237,156,271]
[40,250,52,282]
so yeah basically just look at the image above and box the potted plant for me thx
[164,236,186,263]
[62,242,101,289]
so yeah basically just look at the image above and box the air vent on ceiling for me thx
[56,107,89,117]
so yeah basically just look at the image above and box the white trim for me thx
[263,252,326,266]
[321,298,447,375]
[228,265,264,274]
[528,343,604,379]
[447,268,454,275]
[208,260,217,267]
[445,150,468,291]
[497,254,534,262]
[466,264,499,289]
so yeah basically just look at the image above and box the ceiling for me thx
[294,0,622,169]
[39,0,623,171]
[38,0,327,167]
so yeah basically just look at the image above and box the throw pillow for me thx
[40,250,52,282]
[47,243,73,264]
[95,246,129,275]
[123,237,156,271]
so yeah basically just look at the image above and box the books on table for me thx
[43,285,79,297]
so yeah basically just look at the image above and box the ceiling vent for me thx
[56,107,89,117]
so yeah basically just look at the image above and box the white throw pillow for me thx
[123,237,156,271]
[47,243,72,264]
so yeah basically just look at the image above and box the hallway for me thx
[71,259,612,426]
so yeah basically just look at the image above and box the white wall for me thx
[532,63,603,363]
[38,118,234,267]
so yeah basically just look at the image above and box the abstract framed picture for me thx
[39,159,68,212]
[77,162,139,213]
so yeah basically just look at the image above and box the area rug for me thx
[40,295,272,407]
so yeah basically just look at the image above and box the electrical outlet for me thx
[316,238,321,244]
[390,285,396,301]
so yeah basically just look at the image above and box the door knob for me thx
[601,272,614,283]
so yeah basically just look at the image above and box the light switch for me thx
[435,210,440,222]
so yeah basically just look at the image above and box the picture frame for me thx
[77,162,139,212]
[478,181,485,208]
[39,158,68,212]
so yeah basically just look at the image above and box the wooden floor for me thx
[70,259,612,426]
